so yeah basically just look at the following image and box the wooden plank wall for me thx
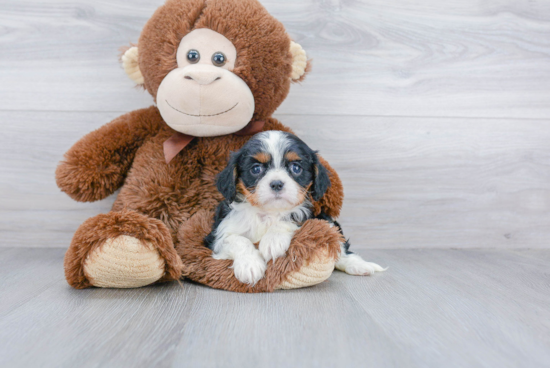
[1,0,549,249]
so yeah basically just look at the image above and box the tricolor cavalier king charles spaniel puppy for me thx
[205,131,385,285]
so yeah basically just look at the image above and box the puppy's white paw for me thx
[212,252,229,260]
[232,253,267,285]
[259,232,292,262]
[336,253,387,276]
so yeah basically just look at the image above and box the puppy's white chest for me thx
[247,213,285,243]
[214,201,303,248]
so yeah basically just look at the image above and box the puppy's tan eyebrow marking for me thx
[253,152,271,163]
[285,151,301,161]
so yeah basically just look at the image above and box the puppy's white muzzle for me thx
[256,169,301,210]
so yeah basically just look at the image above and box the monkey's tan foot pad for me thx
[83,235,165,288]
[275,249,336,290]
[65,210,183,289]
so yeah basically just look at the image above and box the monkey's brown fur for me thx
[56,0,344,291]
[177,210,342,293]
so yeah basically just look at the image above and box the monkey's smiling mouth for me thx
[165,100,239,117]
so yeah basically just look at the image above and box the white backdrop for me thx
[1,0,550,249]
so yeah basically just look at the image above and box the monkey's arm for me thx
[55,106,163,202]
[313,156,344,219]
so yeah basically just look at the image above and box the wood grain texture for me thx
[0,0,549,118]
[0,248,549,367]
[286,114,550,249]
[2,110,549,249]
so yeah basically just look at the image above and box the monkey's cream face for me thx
[156,28,255,137]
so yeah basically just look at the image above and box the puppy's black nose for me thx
[270,180,284,192]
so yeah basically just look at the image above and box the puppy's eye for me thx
[290,163,303,175]
[211,52,226,66]
[187,49,200,63]
[250,164,264,176]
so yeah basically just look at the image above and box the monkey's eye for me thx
[187,49,200,63]
[211,52,226,66]
[290,163,303,175]
[250,164,264,176]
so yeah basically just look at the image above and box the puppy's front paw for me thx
[259,232,293,262]
[232,253,267,285]
[336,254,387,276]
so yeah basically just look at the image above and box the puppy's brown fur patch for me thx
[253,152,271,163]
[237,180,260,206]
[285,151,301,161]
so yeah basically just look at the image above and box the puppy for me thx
[205,130,385,285]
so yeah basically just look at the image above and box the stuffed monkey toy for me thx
[56,0,366,292]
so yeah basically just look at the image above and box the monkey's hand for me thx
[56,107,162,202]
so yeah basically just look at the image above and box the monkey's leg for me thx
[177,211,343,292]
[64,210,183,289]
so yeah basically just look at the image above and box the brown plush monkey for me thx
[56,0,346,292]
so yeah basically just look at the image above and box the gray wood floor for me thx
[0,247,549,368]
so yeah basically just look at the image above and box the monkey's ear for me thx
[289,41,311,82]
[216,153,240,202]
[121,46,144,85]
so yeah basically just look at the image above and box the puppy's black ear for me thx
[312,154,331,201]
[216,152,240,202]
